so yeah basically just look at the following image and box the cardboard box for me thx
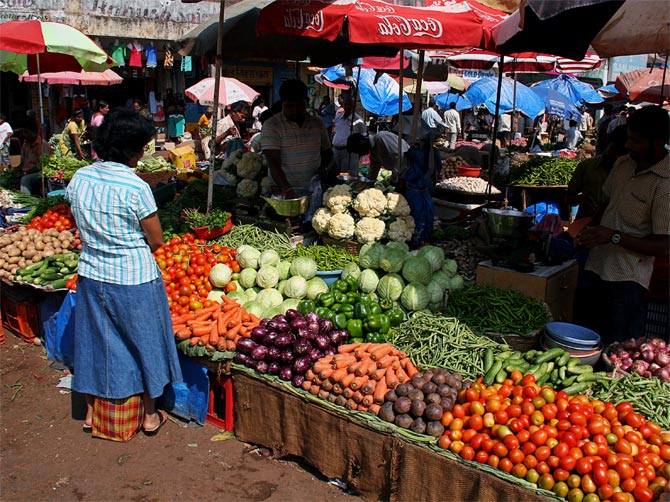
[169,146,196,170]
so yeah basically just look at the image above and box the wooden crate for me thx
[320,235,361,255]
[1,286,39,344]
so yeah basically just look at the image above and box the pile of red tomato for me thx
[153,233,239,316]
[438,372,670,502]
[26,204,75,232]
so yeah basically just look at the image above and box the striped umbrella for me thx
[554,53,602,74]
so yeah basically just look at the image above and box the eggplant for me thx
[259,318,270,328]
[309,348,324,362]
[291,317,307,331]
[255,361,269,374]
[268,361,281,375]
[274,333,294,348]
[293,339,312,356]
[323,347,336,356]
[245,359,257,370]
[293,356,312,375]
[279,366,293,381]
[297,327,313,340]
[305,312,319,324]
[285,309,302,321]
[267,346,281,361]
[251,345,268,361]
[281,349,294,364]
[292,374,305,388]
[250,326,268,343]
[318,319,333,335]
[315,335,331,350]
[425,403,444,421]
[268,320,290,333]
[237,337,257,355]
[307,322,320,336]
[262,333,277,347]
[426,421,445,437]
[233,353,249,365]
[272,314,287,324]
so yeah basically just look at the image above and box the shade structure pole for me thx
[397,47,404,177]
[348,66,362,176]
[36,54,45,128]
[410,50,425,144]
[488,57,505,204]
[207,0,226,215]
[660,54,668,105]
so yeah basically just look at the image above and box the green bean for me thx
[510,157,578,187]
[212,224,294,257]
[389,312,508,380]
[285,245,358,271]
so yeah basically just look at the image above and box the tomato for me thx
[571,411,587,427]
[512,463,527,479]
[525,467,540,484]
[189,300,203,311]
[621,477,636,493]
[616,461,635,480]
[592,463,609,486]
[487,454,500,469]
[495,410,509,425]
[499,457,513,473]
[615,438,633,455]
[597,483,614,501]
[462,429,476,443]
[449,440,464,454]
[474,450,489,464]
[616,402,633,415]
[541,403,558,421]
[535,445,551,461]
[452,404,466,419]
[566,487,584,502]
[581,474,597,494]
[460,446,475,461]
[470,401,485,416]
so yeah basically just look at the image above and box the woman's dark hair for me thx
[92,108,155,164]
[72,108,84,118]
[96,100,109,112]
[229,100,249,114]
[627,105,670,142]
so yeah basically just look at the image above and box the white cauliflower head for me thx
[388,218,414,242]
[353,188,387,217]
[327,212,356,240]
[236,152,265,180]
[355,217,386,244]
[222,149,244,169]
[236,178,259,198]
[311,207,332,234]
[323,184,353,214]
[398,215,416,232]
[386,192,411,216]
[260,176,272,196]
[217,169,238,186]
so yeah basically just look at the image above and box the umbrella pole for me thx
[488,58,505,205]
[348,66,362,176]
[207,0,226,215]
[410,50,425,144]
[36,54,45,132]
[660,54,669,106]
[397,47,404,177]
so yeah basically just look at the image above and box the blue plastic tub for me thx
[315,270,342,286]
[545,322,601,348]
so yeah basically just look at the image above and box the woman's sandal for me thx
[83,424,92,433]
[143,411,168,437]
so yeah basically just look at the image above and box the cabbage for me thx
[277,261,292,280]
[400,283,429,311]
[259,249,280,268]
[341,262,361,280]
[426,280,445,305]
[256,288,283,308]
[306,277,329,300]
[379,247,405,274]
[280,298,301,311]
[401,256,432,285]
[386,241,409,254]
[289,257,317,280]
[448,275,464,291]
[209,263,233,287]
[377,274,404,301]
[238,246,261,269]
[263,306,285,319]
[417,245,444,272]
[207,290,226,304]
[431,270,451,290]
[256,265,279,289]
[238,268,258,289]
[359,242,383,269]
[243,301,265,318]
[443,259,458,277]
[225,290,246,302]
[236,244,252,256]
[277,279,288,295]
[284,276,308,299]
[429,302,442,313]
[358,269,379,293]
[244,288,259,302]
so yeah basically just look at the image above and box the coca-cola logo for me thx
[283,8,324,32]
[376,15,443,39]
[355,2,396,14]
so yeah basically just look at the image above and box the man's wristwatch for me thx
[610,231,622,245]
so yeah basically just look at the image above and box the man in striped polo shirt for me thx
[577,105,669,344]
[262,80,333,197]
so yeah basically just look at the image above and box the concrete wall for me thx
[0,0,220,41]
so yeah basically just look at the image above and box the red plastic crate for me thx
[206,373,234,431]
[1,289,39,344]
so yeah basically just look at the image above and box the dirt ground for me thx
[0,336,357,502]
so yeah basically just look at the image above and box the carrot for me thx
[396,367,409,383]
[205,343,216,352]
[305,369,316,382]
[313,360,333,374]
[337,343,362,354]
[217,314,226,336]
[401,358,419,378]
[175,328,192,341]
[318,368,334,380]
[353,343,373,358]
[345,399,358,410]
[340,372,356,389]
[313,376,323,386]
[171,323,187,332]
[376,354,396,369]
[385,367,399,389]
[321,379,334,392]
[342,386,355,399]
[189,336,201,346]
[361,379,377,395]
[362,394,374,408]
[216,339,227,351]
[209,323,219,346]
[348,360,364,375]
[225,339,237,351]
[192,325,213,337]
[248,313,260,323]
[227,309,243,329]
[355,358,375,377]
[226,324,242,339]
[350,375,368,391]
[331,383,343,395]
[309,385,321,396]
[331,354,357,369]
[373,377,388,404]
[195,304,221,320]
[357,404,369,412]
[368,403,381,416]
[330,367,349,383]
[198,332,210,346]
[171,312,196,324]
[369,367,386,381]
[302,380,312,391]
[370,343,393,361]
[318,390,331,400]
[351,391,364,404]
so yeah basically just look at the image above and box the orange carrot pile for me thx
[170,296,260,352]
[303,342,419,415]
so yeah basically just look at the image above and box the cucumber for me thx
[33,277,43,285]
[39,267,58,276]
[524,350,539,362]
[576,372,608,383]
[536,372,551,386]
[562,375,578,386]
[561,382,592,395]
[567,357,581,368]
[484,360,503,386]
[545,361,555,374]
[556,352,571,367]
[532,362,549,381]
[63,273,77,280]
[505,364,530,373]
[23,261,45,272]
[559,366,567,381]
[535,348,565,364]
[59,267,71,274]
[550,368,559,383]
[41,273,64,281]
[49,279,68,290]
[500,358,526,367]
[65,259,78,269]
[567,364,593,375]
[494,351,514,361]
[484,348,494,373]
[495,368,507,384]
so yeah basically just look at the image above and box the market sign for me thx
[450,67,496,82]
[222,66,273,87]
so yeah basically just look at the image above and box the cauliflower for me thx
[386,192,411,216]
[222,149,244,169]
[387,218,414,242]
[322,184,353,214]
[311,207,332,234]
[353,188,387,217]
[216,169,238,186]
[399,215,416,232]
[236,178,259,198]
[355,217,386,244]
[236,152,264,180]
[327,212,356,240]
[260,176,272,196]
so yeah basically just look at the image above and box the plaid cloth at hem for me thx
[92,395,144,442]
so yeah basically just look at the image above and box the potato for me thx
[61,241,72,250]
[59,231,73,241]
[8,256,20,264]
[16,241,26,251]
[7,246,21,257]
[42,250,54,258]
[34,241,45,251]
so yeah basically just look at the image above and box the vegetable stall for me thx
[1,165,669,502]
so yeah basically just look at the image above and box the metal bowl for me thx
[263,189,311,217]
[482,208,535,237]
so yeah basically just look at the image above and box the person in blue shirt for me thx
[319,95,336,139]
[65,108,182,439]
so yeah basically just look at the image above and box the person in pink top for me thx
[89,101,109,159]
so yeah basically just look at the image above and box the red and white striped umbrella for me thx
[185,77,259,107]
[554,53,602,74]
[431,49,556,72]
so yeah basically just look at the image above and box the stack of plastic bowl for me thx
[542,322,602,366]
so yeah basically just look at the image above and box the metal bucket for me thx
[483,208,535,237]
[262,189,311,217]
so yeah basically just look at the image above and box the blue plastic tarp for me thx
[434,92,472,111]
[532,74,604,105]
[462,77,544,118]
[531,87,582,121]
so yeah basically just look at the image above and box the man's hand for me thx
[576,225,615,248]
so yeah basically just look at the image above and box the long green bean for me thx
[389,312,508,380]
[212,224,294,257]
[510,157,578,186]
[285,245,358,270]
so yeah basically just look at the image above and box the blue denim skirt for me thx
[72,276,183,399]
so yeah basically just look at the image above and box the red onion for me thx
[655,352,670,367]
[622,338,638,350]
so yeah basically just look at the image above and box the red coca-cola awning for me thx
[257,0,487,50]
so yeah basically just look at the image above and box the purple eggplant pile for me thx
[234,309,349,388]
[607,337,670,382]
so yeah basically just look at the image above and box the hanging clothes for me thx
[163,47,174,69]
[145,44,157,68]
[167,114,185,139]
[128,42,143,68]
[148,92,157,115]
[108,42,126,67]
[180,56,192,72]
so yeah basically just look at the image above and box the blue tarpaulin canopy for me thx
[532,74,604,105]
[531,86,582,121]
[461,77,544,118]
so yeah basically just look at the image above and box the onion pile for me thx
[234,309,349,388]
[607,337,670,382]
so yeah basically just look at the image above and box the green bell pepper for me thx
[359,293,376,304]
[333,291,348,304]
[367,332,387,343]
[298,300,316,315]
[340,303,354,315]
[379,297,393,311]
[388,308,405,327]
[378,313,390,334]
[349,337,364,344]
[316,307,331,319]
[345,292,359,304]
[330,303,342,313]
[334,313,348,330]
[345,275,359,292]
[346,319,363,339]
[366,314,383,331]
[316,292,335,308]
[332,279,349,293]
[354,302,369,320]
[368,303,382,316]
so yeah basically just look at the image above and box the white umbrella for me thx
[185,77,259,107]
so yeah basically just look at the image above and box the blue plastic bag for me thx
[524,201,560,224]
[43,291,76,371]
[158,352,209,426]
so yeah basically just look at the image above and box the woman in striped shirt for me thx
[66,108,182,439]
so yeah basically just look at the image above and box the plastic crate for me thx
[206,373,234,431]
[645,300,669,341]
[1,288,39,344]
